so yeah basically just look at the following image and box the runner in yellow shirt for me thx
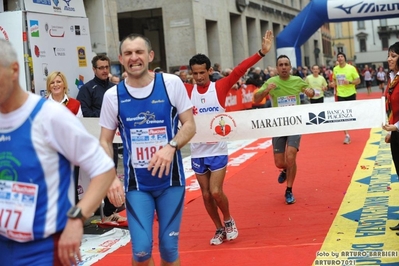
[305,65,328,103]
[330,52,361,144]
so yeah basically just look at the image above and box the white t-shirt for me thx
[0,92,113,177]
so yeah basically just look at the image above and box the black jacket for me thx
[77,76,116,117]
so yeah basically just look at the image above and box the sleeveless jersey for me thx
[0,98,73,242]
[117,73,185,192]
[190,82,228,158]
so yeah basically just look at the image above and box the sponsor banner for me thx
[79,228,130,265]
[24,0,86,17]
[27,12,93,98]
[314,128,399,265]
[327,0,399,20]
[0,11,27,91]
[79,99,385,144]
[190,98,385,143]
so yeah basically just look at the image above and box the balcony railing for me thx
[377,25,399,33]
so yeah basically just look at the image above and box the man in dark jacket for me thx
[78,55,114,117]
[77,55,126,223]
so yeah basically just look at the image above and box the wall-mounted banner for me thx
[24,0,86,17]
[27,12,93,98]
[79,98,385,144]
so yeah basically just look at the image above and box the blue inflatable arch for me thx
[276,0,399,67]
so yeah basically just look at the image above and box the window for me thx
[358,21,365,29]
[337,46,344,53]
[291,0,294,8]
[335,23,342,38]
[381,36,389,50]
[380,19,387,27]
[360,39,367,52]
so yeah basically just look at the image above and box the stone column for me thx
[84,0,119,62]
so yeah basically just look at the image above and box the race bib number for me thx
[336,74,346,85]
[277,95,297,107]
[131,127,168,168]
[0,181,38,242]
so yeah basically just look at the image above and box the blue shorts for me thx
[191,156,228,175]
[0,233,62,266]
[125,186,185,263]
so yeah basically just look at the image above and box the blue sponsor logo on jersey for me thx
[22,194,35,204]
[199,106,220,113]
[0,191,11,200]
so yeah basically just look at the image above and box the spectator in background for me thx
[110,75,120,84]
[46,71,83,205]
[269,69,276,78]
[46,71,82,117]
[248,72,269,109]
[122,71,128,80]
[362,64,373,96]
[382,42,399,234]
[295,65,304,78]
[77,54,126,223]
[301,66,309,79]
[211,63,223,81]
[377,66,387,94]
[179,70,189,83]
[77,55,115,117]
[292,67,299,76]
[222,68,233,77]
[153,67,163,73]
[262,68,270,81]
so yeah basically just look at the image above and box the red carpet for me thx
[94,92,382,265]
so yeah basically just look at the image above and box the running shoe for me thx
[225,218,238,241]
[343,135,351,144]
[210,228,226,245]
[278,169,287,183]
[285,191,296,204]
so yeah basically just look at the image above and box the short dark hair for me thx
[388,42,399,70]
[276,54,291,66]
[119,33,152,55]
[337,52,347,61]
[91,54,110,68]
[189,54,211,70]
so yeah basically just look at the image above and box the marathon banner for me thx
[79,98,385,144]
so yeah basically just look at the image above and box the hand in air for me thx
[261,30,274,55]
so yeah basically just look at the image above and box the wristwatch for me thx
[168,139,178,150]
[67,206,86,222]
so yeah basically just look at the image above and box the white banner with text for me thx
[80,98,386,144]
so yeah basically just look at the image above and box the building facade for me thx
[353,18,399,70]
[3,0,328,74]
[329,21,356,66]
[84,0,327,73]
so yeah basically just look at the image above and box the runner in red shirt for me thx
[185,30,274,245]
